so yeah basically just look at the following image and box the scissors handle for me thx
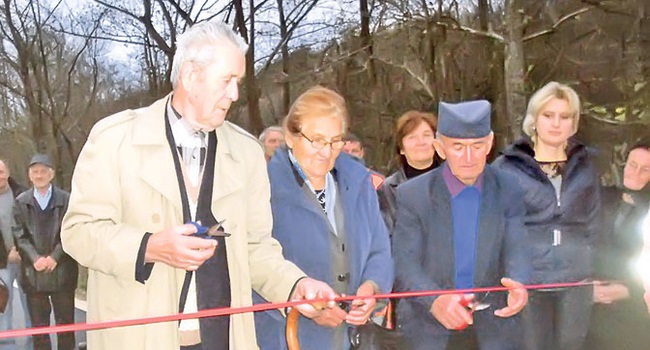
[188,221,231,238]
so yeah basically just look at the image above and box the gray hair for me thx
[258,125,284,142]
[522,81,581,138]
[170,21,248,88]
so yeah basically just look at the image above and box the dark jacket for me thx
[393,164,529,349]
[0,177,27,269]
[585,186,650,350]
[378,156,442,234]
[492,137,601,284]
[377,167,407,233]
[8,177,27,197]
[254,149,393,350]
[14,186,78,292]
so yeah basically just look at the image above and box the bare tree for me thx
[0,0,113,185]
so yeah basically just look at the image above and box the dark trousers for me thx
[180,345,202,350]
[522,286,592,350]
[26,290,75,350]
[446,327,478,350]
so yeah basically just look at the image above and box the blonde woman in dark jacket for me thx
[492,82,601,350]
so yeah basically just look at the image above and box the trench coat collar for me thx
[132,95,242,210]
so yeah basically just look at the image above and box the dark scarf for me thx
[401,155,438,179]
[164,112,231,350]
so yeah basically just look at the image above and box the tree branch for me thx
[523,7,592,42]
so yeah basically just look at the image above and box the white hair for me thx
[170,21,248,88]
[258,126,284,142]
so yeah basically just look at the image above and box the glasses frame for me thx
[299,132,346,151]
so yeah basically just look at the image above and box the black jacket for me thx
[13,186,78,292]
[377,167,407,233]
[586,186,650,350]
[0,177,27,269]
[492,137,601,284]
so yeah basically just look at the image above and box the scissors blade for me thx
[207,219,231,237]
[471,302,491,312]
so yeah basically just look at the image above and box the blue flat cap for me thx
[437,100,492,138]
[28,154,53,168]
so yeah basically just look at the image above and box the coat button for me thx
[337,274,347,282]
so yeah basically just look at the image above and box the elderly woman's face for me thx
[286,116,344,185]
[535,97,576,148]
[401,121,436,169]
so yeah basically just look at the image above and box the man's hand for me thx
[346,281,377,325]
[7,246,20,263]
[145,224,217,271]
[593,281,629,304]
[312,304,348,328]
[43,256,58,272]
[494,277,528,318]
[33,256,48,272]
[430,294,474,330]
[290,277,337,319]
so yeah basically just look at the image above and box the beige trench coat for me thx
[61,97,305,350]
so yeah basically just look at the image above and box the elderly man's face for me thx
[182,42,246,131]
[624,148,650,191]
[28,164,54,191]
[342,141,364,159]
[264,130,285,159]
[0,161,8,192]
[434,133,493,185]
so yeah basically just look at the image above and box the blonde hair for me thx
[522,81,581,138]
[283,86,348,134]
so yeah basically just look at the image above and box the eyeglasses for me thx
[300,132,346,151]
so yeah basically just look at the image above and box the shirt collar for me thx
[166,96,207,147]
[442,162,483,197]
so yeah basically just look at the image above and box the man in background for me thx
[14,154,77,350]
[259,126,284,162]
[342,133,385,189]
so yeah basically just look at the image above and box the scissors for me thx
[455,292,491,331]
[188,219,231,238]
[460,291,491,313]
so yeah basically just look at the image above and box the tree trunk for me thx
[503,0,527,142]
[233,0,263,135]
[277,0,291,117]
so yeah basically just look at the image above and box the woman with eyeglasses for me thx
[253,86,393,349]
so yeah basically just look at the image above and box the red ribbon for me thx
[0,280,594,339]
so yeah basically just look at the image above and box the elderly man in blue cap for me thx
[392,100,529,350]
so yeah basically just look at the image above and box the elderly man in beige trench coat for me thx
[61,21,337,350]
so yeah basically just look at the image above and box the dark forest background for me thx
[1,0,649,187]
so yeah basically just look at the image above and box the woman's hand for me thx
[312,304,348,328]
[346,281,378,325]
[593,281,629,304]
